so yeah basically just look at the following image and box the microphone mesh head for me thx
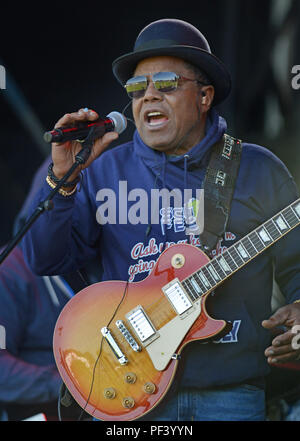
[107,111,127,134]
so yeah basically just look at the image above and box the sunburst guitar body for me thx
[53,243,229,421]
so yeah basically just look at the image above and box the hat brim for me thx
[112,46,231,105]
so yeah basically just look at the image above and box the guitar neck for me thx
[182,198,300,301]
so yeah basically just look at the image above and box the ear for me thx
[201,86,215,109]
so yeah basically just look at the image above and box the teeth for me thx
[147,112,163,117]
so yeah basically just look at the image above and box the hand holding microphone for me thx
[44,110,127,143]
[47,108,127,185]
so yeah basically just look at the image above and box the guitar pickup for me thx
[126,306,159,347]
[162,278,193,317]
[101,327,128,365]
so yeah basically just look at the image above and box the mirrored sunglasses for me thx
[124,71,202,99]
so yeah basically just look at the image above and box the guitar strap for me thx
[199,133,243,255]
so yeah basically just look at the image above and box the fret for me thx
[291,200,300,219]
[264,220,281,240]
[197,270,212,289]
[181,200,300,307]
[217,255,232,274]
[223,251,237,270]
[202,266,217,288]
[248,231,265,252]
[235,242,250,261]
[193,272,207,294]
[206,263,222,282]
[228,247,244,267]
[282,207,298,227]
[211,259,226,280]
[257,226,273,245]
[182,280,197,301]
[189,276,204,297]
[186,279,198,300]
[241,237,257,257]
[273,214,289,232]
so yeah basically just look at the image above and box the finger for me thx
[265,343,292,358]
[78,108,99,120]
[271,329,296,347]
[54,108,98,129]
[91,131,119,159]
[266,349,300,365]
[262,307,290,329]
[54,112,76,129]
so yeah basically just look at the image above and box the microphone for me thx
[43,111,127,143]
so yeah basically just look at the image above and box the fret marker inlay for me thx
[258,228,271,243]
[275,216,288,231]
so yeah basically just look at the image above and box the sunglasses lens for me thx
[125,72,179,98]
[125,76,148,98]
[153,72,178,92]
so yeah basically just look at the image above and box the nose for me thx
[143,79,163,102]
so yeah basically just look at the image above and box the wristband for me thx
[47,162,80,188]
[46,175,77,197]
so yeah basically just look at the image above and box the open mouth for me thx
[146,111,169,127]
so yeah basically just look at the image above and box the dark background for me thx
[0,0,299,248]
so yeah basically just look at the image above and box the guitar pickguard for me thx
[145,299,201,371]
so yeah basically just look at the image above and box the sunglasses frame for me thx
[124,71,205,99]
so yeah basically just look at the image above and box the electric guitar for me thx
[53,198,300,421]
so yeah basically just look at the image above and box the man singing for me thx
[22,19,300,421]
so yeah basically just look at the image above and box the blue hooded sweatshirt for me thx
[22,109,300,390]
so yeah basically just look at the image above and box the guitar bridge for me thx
[116,320,141,352]
[101,327,128,365]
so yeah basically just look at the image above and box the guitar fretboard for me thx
[181,199,300,301]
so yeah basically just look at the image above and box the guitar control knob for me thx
[122,397,135,408]
[103,388,116,399]
[124,372,137,384]
[143,382,156,394]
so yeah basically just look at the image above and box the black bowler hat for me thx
[112,18,231,105]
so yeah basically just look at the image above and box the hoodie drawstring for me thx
[184,154,189,190]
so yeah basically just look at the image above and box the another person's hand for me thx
[262,303,300,364]
[52,108,119,184]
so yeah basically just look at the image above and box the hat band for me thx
[135,39,178,51]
